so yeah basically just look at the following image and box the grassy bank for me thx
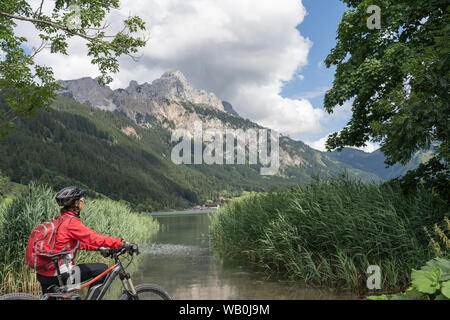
[0,179,25,206]
[0,183,159,296]
[209,179,448,293]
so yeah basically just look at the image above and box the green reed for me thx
[0,183,159,295]
[209,179,448,293]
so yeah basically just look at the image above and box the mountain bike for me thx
[0,244,172,300]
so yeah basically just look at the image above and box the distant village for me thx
[188,192,254,211]
[190,202,224,210]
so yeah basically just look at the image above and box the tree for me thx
[0,0,147,136]
[324,1,449,190]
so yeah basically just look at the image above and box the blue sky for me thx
[281,0,349,144]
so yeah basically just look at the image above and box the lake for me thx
[130,210,356,299]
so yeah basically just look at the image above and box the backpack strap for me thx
[48,215,77,254]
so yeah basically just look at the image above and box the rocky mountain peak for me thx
[58,77,116,111]
[161,70,188,83]
[58,70,231,115]
[148,70,225,111]
[128,80,139,88]
[59,77,110,93]
[222,101,240,118]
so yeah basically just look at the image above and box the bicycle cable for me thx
[124,252,135,270]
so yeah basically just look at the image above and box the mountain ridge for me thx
[58,70,226,113]
[0,94,379,211]
[55,70,426,187]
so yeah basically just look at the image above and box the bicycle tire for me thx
[119,284,172,300]
[0,293,40,300]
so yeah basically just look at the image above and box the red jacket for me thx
[37,211,123,276]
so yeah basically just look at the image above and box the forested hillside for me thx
[0,92,423,211]
[0,96,345,211]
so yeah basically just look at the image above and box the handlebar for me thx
[100,244,140,258]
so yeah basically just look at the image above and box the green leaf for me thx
[389,288,427,300]
[441,281,450,299]
[422,258,450,281]
[397,287,428,300]
[367,288,427,300]
[411,268,442,295]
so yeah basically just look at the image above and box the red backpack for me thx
[25,215,74,271]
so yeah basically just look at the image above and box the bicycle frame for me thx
[43,249,138,300]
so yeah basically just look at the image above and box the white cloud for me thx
[14,0,333,138]
[306,136,330,152]
[306,132,380,153]
[294,86,331,100]
[359,142,380,153]
[323,101,353,121]
[235,84,326,136]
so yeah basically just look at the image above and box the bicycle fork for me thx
[120,272,138,299]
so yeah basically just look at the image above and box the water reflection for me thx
[131,212,355,300]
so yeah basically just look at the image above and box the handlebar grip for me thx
[100,244,139,257]
[99,247,111,258]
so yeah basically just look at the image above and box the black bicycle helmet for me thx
[56,186,86,207]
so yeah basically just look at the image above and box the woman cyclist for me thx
[36,186,135,296]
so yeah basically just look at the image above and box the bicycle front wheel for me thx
[119,284,172,300]
[0,293,40,300]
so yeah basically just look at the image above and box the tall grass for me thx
[209,179,448,293]
[0,183,159,295]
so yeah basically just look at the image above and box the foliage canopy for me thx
[325,0,449,193]
[0,0,147,136]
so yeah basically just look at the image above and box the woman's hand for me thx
[98,247,110,257]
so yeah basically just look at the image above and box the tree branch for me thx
[35,0,45,18]
[0,10,99,43]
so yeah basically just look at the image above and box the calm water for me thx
[131,211,355,300]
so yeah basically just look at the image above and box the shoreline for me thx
[144,208,217,216]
